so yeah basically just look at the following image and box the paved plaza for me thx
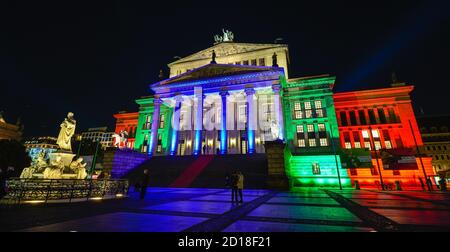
[1,187,450,232]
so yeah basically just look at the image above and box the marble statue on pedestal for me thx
[43,156,65,179]
[56,112,76,152]
[69,157,88,179]
[20,152,48,179]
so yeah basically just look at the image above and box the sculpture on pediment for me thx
[214,34,223,44]
[56,112,76,152]
[213,29,234,44]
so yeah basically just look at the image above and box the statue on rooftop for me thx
[211,50,217,64]
[222,29,234,42]
[272,52,278,67]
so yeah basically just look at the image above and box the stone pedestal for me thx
[264,140,289,190]
[48,151,76,167]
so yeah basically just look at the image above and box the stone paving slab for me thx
[4,188,450,232]
[143,200,238,215]
[352,199,450,210]
[247,204,362,223]
[266,197,339,205]
[370,208,450,227]
[223,220,375,232]
[21,212,208,232]
[190,194,259,202]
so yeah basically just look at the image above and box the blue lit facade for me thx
[134,63,287,156]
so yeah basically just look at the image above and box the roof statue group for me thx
[214,29,234,44]
[20,112,88,180]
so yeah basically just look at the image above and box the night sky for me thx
[1,1,449,138]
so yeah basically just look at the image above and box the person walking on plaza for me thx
[236,171,244,203]
[140,169,150,200]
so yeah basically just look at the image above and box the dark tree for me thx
[0,140,31,176]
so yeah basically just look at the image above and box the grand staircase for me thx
[122,154,268,189]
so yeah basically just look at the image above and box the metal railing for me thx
[2,178,129,205]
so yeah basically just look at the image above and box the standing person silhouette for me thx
[140,169,150,200]
[236,171,244,203]
[231,171,238,203]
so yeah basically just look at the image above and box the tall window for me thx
[243,60,249,65]
[319,138,328,146]
[318,123,328,146]
[362,130,371,150]
[358,110,367,125]
[298,139,306,147]
[353,132,361,148]
[238,105,247,124]
[297,124,305,147]
[251,59,257,66]
[145,115,151,130]
[304,102,312,118]
[309,139,317,147]
[258,58,265,66]
[314,100,322,109]
[159,114,165,128]
[157,133,162,153]
[293,102,303,119]
[388,108,398,123]
[349,111,357,125]
[378,108,387,124]
[368,109,377,124]
[315,101,324,118]
[318,124,326,132]
[340,111,348,126]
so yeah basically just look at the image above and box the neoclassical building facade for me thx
[114,34,435,189]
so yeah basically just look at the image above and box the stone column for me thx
[355,110,361,125]
[345,111,351,126]
[193,87,203,155]
[149,98,162,156]
[373,108,381,124]
[170,96,183,155]
[272,84,285,140]
[245,87,256,154]
[220,91,229,154]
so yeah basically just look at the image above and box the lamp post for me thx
[368,126,385,190]
[408,119,431,191]
[76,139,83,157]
[90,139,101,177]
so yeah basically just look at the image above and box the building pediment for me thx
[153,63,283,87]
[168,42,288,66]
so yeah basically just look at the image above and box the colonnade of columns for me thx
[148,84,285,156]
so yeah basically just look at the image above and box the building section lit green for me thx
[282,75,351,188]
[134,97,172,154]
